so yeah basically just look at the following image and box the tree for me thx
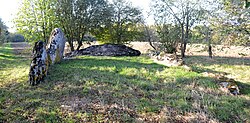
[141,24,158,50]
[10,34,25,42]
[189,0,221,58]
[56,0,112,51]
[74,0,112,50]
[191,25,213,58]
[56,0,76,51]
[55,0,76,51]
[105,0,143,44]
[14,0,57,43]
[152,0,213,57]
[157,24,181,53]
[206,26,213,58]
[0,18,7,32]
[0,18,8,43]
[211,0,250,46]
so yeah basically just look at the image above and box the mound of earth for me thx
[65,44,141,57]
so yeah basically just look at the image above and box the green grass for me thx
[0,44,250,122]
[0,43,30,85]
[185,56,250,96]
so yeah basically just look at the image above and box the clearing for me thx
[0,42,250,122]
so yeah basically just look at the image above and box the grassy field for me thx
[0,43,250,122]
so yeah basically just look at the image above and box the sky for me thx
[0,0,153,33]
[0,0,21,32]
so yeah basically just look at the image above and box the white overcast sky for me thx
[0,0,153,33]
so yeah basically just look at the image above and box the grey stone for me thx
[29,41,49,85]
[29,28,66,86]
[219,82,240,95]
[47,28,66,64]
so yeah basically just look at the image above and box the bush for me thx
[156,24,181,53]
[10,34,25,42]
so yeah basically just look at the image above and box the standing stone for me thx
[29,28,66,86]
[29,41,49,85]
[47,28,66,64]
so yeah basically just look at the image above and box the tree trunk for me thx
[76,32,85,51]
[47,28,66,64]
[208,44,212,58]
[206,27,212,58]
[181,23,185,58]
[117,25,122,44]
[67,34,74,52]
[182,11,189,58]
[76,25,82,51]
[76,41,83,51]
[116,10,122,44]
[149,40,157,51]
[145,25,157,50]
[69,40,74,51]
[42,27,46,43]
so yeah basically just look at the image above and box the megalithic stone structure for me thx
[29,28,66,86]
[29,41,49,86]
[47,28,66,64]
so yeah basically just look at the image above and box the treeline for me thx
[14,0,143,51]
[0,18,25,43]
[149,0,249,57]
[14,0,250,57]
[0,18,8,44]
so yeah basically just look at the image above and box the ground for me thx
[0,42,250,122]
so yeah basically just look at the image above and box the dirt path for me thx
[10,42,32,58]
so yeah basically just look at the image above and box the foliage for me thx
[151,0,218,57]
[10,34,25,42]
[0,18,8,44]
[0,18,7,34]
[191,0,249,46]
[190,26,206,43]
[14,0,57,43]
[56,0,112,51]
[190,25,213,57]
[152,0,198,57]
[3,33,26,42]
[14,0,143,50]
[54,0,75,51]
[133,24,159,50]
[155,24,180,53]
[98,0,143,44]
[1,43,250,122]
[211,0,250,46]
[190,0,250,47]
